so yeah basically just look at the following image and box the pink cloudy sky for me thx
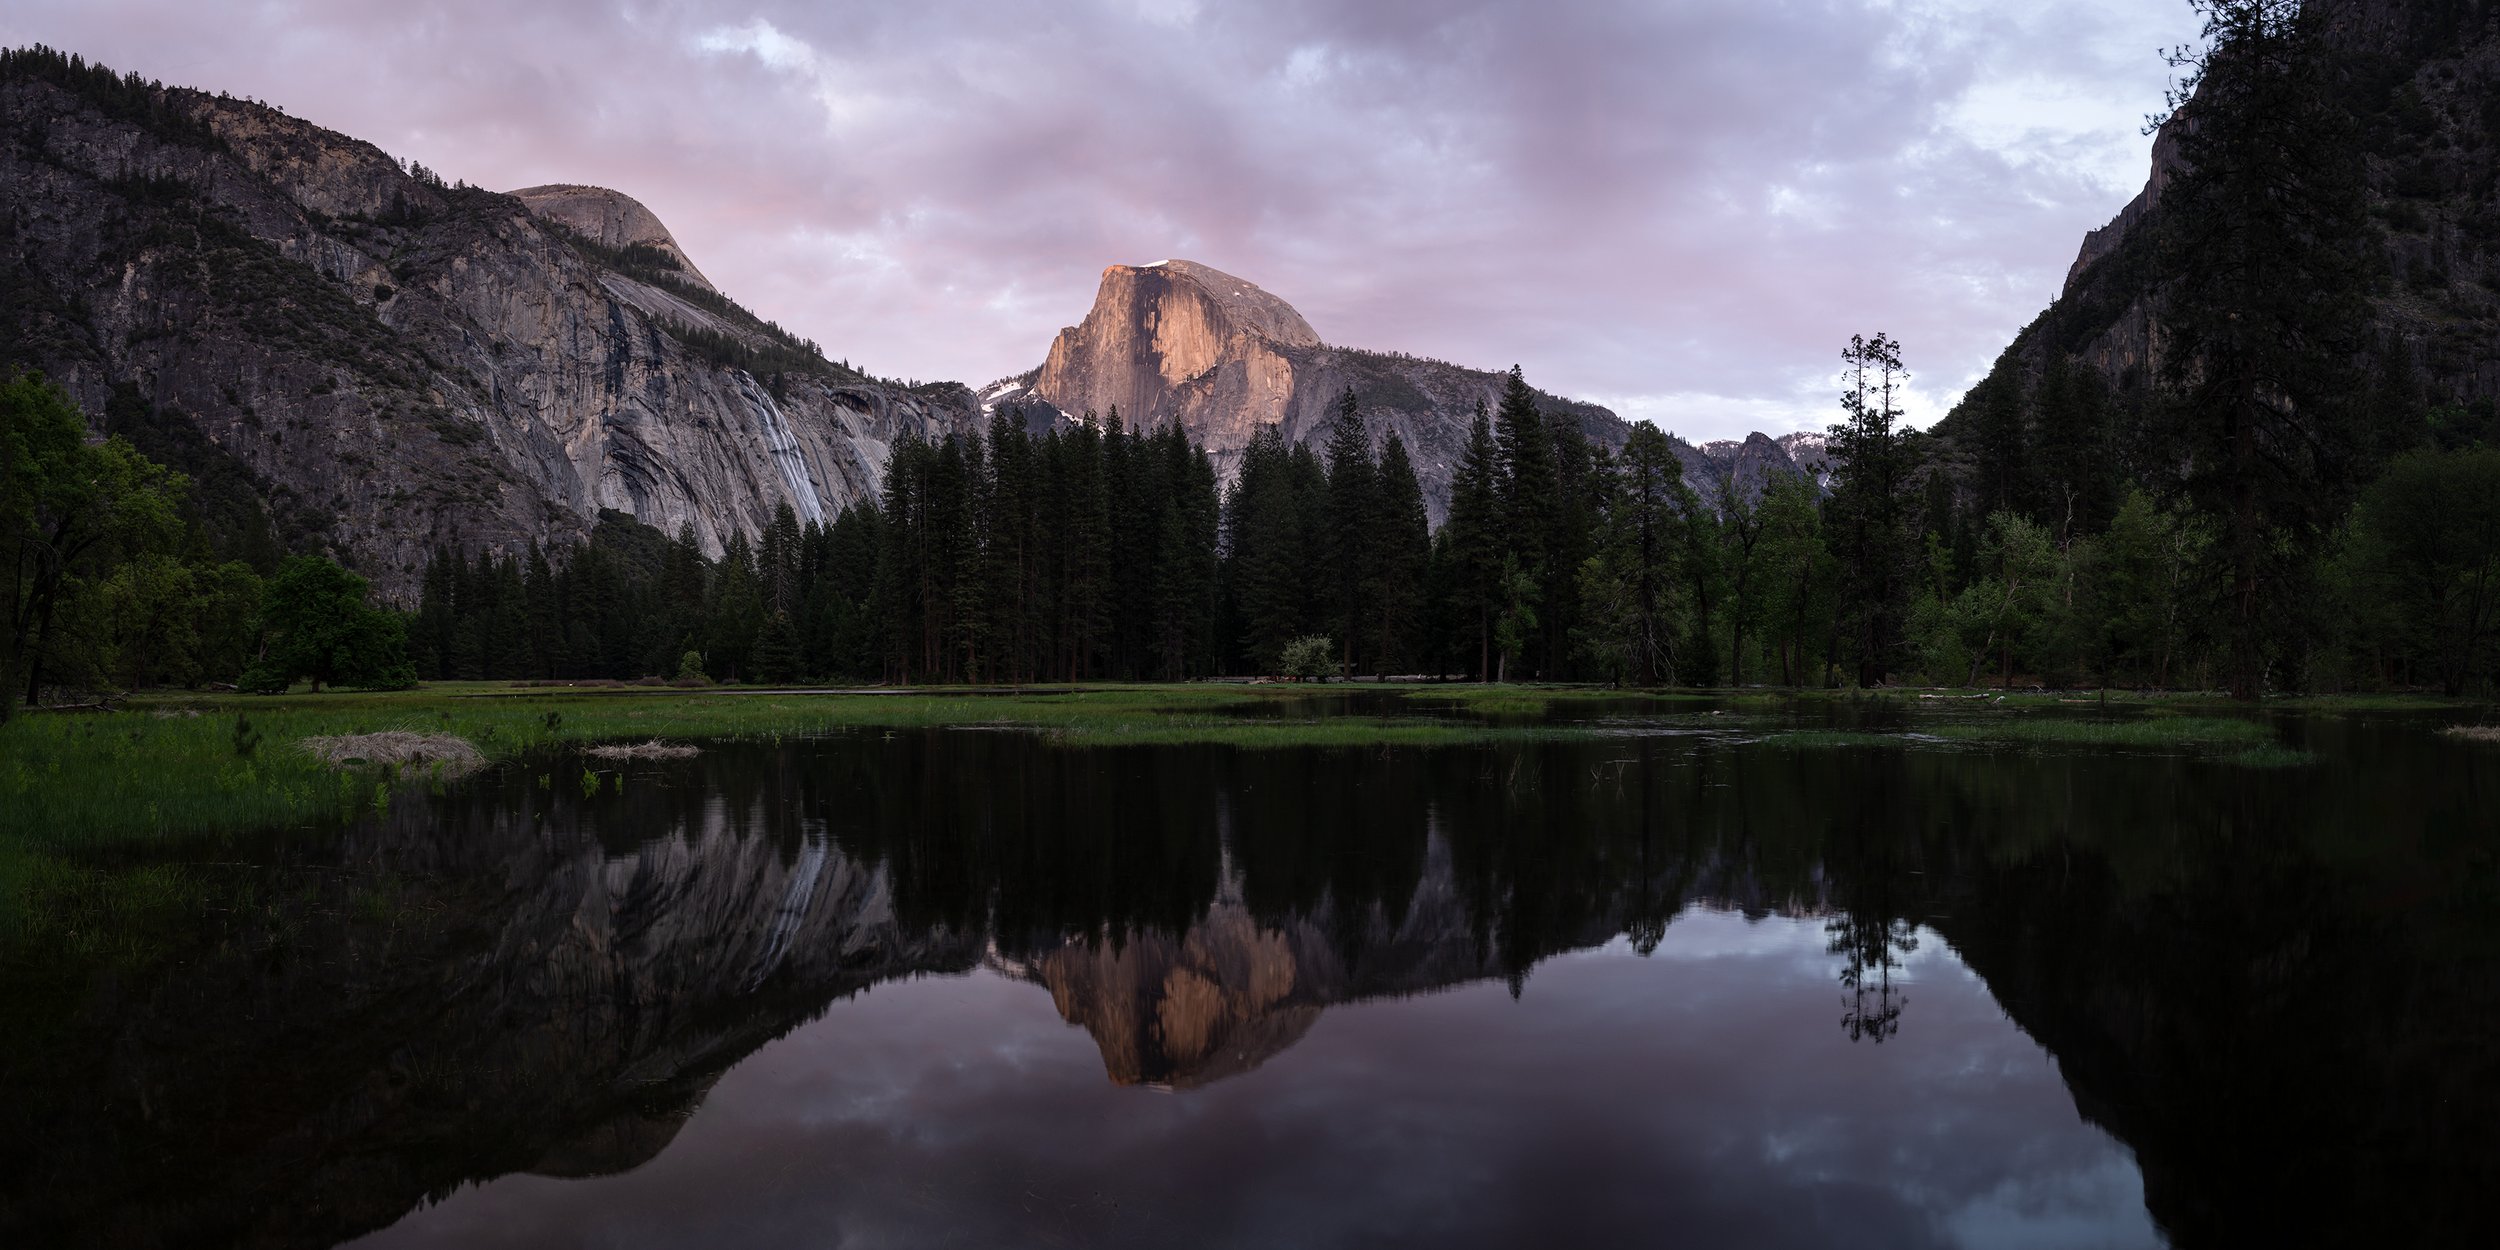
[4,0,2203,442]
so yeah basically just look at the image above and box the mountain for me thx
[0,48,1823,591]
[0,47,985,595]
[995,258,1817,520]
[1942,0,2500,444]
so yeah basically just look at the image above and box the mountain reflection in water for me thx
[3,721,2496,1248]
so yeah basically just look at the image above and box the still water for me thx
[6,705,2498,1247]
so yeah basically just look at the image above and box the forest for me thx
[4,1,2498,712]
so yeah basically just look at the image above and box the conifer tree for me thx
[1967,372,2030,523]
[2152,0,2369,698]
[1493,368,1558,672]
[1323,388,1376,672]
[1441,401,1508,680]
[1578,425,1687,685]
[1826,332,1919,686]
[1367,434,1431,674]
[1223,426,1316,672]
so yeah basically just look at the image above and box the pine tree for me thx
[753,610,801,685]
[1967,372,2030,522]
[1826,332,1919,686]
[2152,0,2369,698]
[1367,434,1431,673]
[1579,425,1687,685]
[524,544,558,678]
[1323,388,1376,673]
[2031,356,2114,541]
[1441,401,1508,680]
[1153,426,1221,678]
[983,415,1039,682]
[1224,426,1315,672]
[1544,410,1599,679]
[708,532,763,681]
[1493,368,1558,673]
[657,524,708,672]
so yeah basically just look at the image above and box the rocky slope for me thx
[1945,0,2500,438]
[1001,259,1816,520]
[0,52,986,595]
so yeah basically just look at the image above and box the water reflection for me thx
[3,719,2497,1248]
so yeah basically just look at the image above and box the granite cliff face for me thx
[1947,1,2500,434]
[1008,259,1815,520]
[1,50,1822,584]
[0,58,985,595]
[508,183,718,292]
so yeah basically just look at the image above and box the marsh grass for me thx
[0,683,1579,853]
[1929,716,2276,749]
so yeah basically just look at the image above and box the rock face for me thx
[0,51,1822,585]
[508,183,719,292]
[1948,2,2500,432]
[1016,260,1815,520]
[0,60,985,595]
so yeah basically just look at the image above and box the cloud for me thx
[0,0,2205,438]
[350,912,2157,1249]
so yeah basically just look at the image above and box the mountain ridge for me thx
[1007,256,1815,520]
[0,44,1819,591]
[0,45,986,594]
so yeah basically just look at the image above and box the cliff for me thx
[1940,1,2500,442]
[507,183,719,292]
[1014,259,1813,519]
[0,50,986,595]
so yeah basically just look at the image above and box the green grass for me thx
[1928,716,2277,749]
[0,683,1585,854]
[2263,694,2484,711]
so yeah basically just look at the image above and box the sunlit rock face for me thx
[1033,260,1316,472]
[508,183,719,293]
[1021,259,1813,519]
[1021,259,1634,520]
[0,75,986,592]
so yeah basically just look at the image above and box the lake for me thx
[5,699,2496,1247]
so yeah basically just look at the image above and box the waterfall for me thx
[735,371,827,525]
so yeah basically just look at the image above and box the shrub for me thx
[1279,635,1337,682]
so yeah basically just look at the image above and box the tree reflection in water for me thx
[1,712,2494,1248]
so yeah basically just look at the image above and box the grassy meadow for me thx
[4,678,2468,864]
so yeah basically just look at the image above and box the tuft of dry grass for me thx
[2441,725,2500,743]
[298,732,485,773]
[586,740,701,761]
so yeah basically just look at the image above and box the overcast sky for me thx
[5,0,2204,442]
